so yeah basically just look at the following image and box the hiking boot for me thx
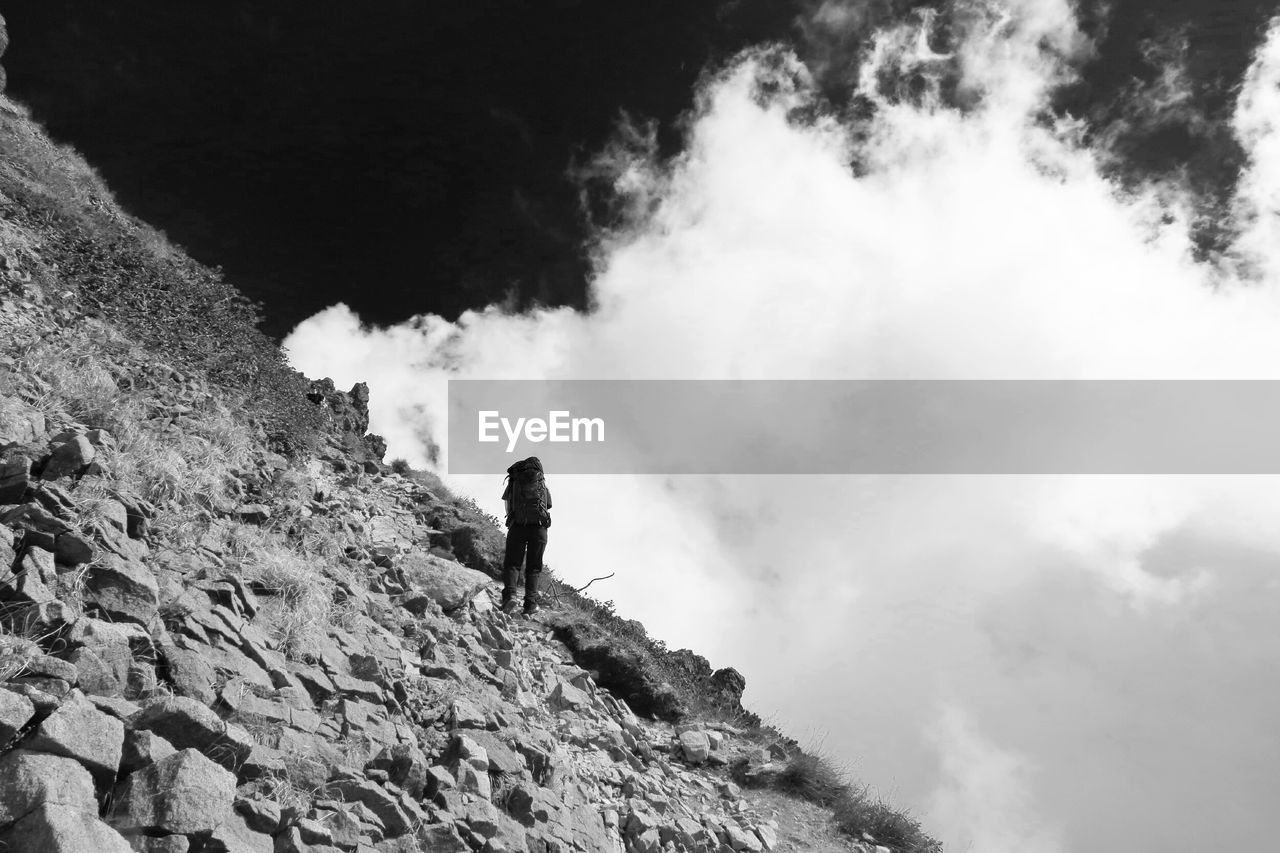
[522,599,541,617]
[501,597,519,615]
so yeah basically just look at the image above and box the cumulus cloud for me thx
[285,2,1280,849]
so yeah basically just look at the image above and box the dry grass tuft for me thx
[742,747,942,852]
[223,523,360,659]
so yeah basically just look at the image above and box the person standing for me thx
[501,456,552,616]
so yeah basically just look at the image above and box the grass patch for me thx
[223,522,363,660]
[734,748,942,853]
[0,97,324,457]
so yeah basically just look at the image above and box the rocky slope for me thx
[0,80,936,853]
[0,289,838,853]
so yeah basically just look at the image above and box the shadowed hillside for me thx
[0,76,939,853]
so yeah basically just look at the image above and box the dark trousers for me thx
[502,523,547,602]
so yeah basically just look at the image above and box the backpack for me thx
[506,457,549,527]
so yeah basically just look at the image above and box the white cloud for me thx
[926,703,1065,853]
[285,3,1280,850]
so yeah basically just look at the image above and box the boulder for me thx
[26,691,126,779]
[414,824,470,852]
[2,547,56,605]
[84,555,159,625]
[0,804,133,853]
[70,643,133,696]
[0,501,69,536]
[397,552,493,614]
[0,750,98,827]
[450,696,490,730]
[131,695,255,771]
[678,730,710,764]
[55,531,96,565]
[121,728,178,774]
[0,687,35,741]
[365,742,429,799]
[206,805,274,853]
[324,777,413,837]
[41,435,95,480]
[711,666,747,705]
[157,642,218,704]
[458,731,525,777]
[724,822,764,852]
[109,749,236,835]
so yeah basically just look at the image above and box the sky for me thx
[4,0,1274,333]
[281,2,1280,851]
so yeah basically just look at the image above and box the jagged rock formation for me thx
[307,379,388,475]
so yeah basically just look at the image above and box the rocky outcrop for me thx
[0,425,795,852]
[307,378,388,473]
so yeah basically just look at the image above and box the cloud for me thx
[285,3,1280,850]
[926,703,1065,853]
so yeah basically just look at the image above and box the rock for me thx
[366,742,429,799]
[414,824,470,852]
[206,806,274,853]
[131,696,255,771]
[157,642,218,704]
[0,687,35,741]
[755,823,778,850]
[0,749,98,826]
[461,731,526,777]
[41,435,96,480]
[0,804,133,852]
[425,764,456,798]
[324,778,413,837]
[89,694,143,721]
[451,697,488,730]
[397,552,493,614]
[55,531,96,565]
[110,749,237,835]
[96,498,129,533]
[678,730,711,764]
[20,652,78,682]
[235,504,271,524]
[70,644,132,696]
[1,547,56,605]
[126,836,190,852]
[1,501,70,536]
[724,822,763,852]
[711,665,746,704]
[234,797,281,834]
[26,691,125,780]
[457,763,492,799]
[84,555,159,625]
[549,679,591,712]
[121,728,178,774]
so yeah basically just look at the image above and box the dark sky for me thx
[2,0,1277,337]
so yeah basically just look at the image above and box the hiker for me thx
[502,455,552,616]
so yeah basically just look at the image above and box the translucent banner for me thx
[447,379,1280,474]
